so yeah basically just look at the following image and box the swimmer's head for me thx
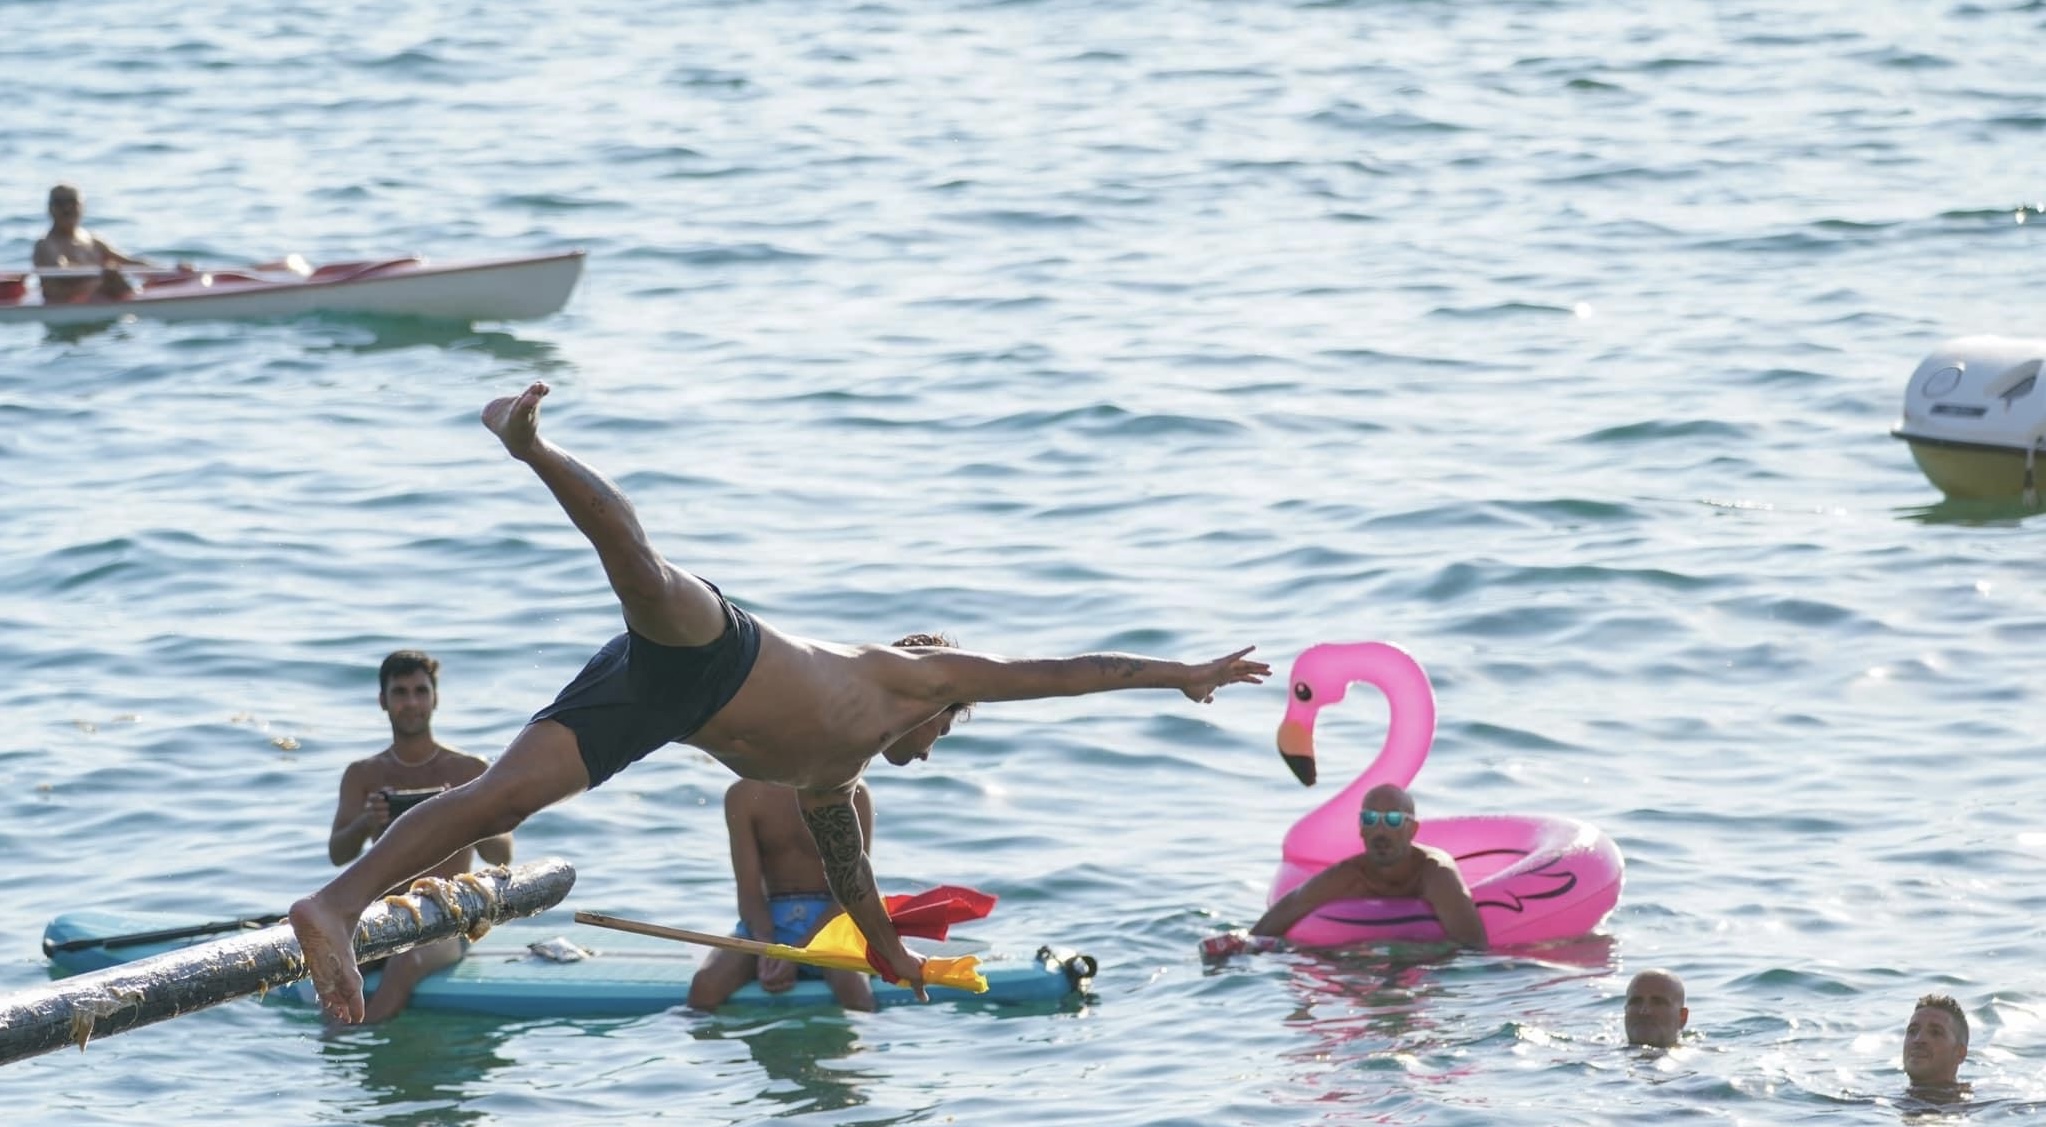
[1904,994,1969,1088]
[1357,783,1417,864]
[1624,970,1688,1049]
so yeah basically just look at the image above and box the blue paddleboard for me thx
[42,910,1095,1018]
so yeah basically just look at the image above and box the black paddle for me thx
[44,914,287,957]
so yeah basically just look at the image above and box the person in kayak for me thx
[1247,783,1487,949]
[324,650,513,1023]
[290,380,1270,1024]
[687,776,883,1012]
[31,184,160,303]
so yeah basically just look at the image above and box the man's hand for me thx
[757,955,798,993]
[875,945,928,1002]
[360,791,393,837]
[1180,646,1271,703]
[1200,930,1286,961]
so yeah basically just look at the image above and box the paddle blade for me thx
[794,914,989,993]
[920,955,989,994]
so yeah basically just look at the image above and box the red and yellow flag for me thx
[762,885,998,993]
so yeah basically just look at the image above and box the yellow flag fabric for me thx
[763,913,989,993]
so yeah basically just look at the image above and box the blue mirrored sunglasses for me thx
[1359,810,1407,828]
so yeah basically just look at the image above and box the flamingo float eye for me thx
[1293,681,1313,702]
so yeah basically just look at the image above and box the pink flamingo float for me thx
[1271,642,1623,947]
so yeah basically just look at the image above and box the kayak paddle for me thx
[42,913,288,957]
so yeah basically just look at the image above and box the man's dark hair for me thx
[1915,994,1969,1048]
[379,650,440,694]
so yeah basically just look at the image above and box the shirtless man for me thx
[326,650,514,1023]
[291,381,1270,1023]
[687,777,878,1012]
[1248,783,1486,949]
[31,184,153,303]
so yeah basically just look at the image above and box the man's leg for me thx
[360,936,465,1024]
[686,947,758,1012]
[482,383,726,647]
[290,720,588,1024]
[822,968,877,1012]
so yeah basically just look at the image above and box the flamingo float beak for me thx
[1276,719,1316,786]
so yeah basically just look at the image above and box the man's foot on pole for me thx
[289,896,367,1024]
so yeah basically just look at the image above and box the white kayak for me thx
[0,250,584,326]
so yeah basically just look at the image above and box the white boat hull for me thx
[1893,335,2046,500]
[0,251,584,327]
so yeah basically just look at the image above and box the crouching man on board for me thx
[687,777,883,1012]
[325,650,514,1023]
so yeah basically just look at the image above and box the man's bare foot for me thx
[290,896,366,1024]
[481,381,550,460]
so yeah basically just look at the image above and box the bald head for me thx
[1362,783,1415,814]
[1625,969,1688,1048]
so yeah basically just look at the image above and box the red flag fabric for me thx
[782,884,997,988]
[882,885,999,941]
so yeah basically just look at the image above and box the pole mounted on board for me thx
[0,857,576,1067]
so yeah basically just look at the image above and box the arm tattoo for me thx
[1081,654,1152,682]
[801,802,875,906]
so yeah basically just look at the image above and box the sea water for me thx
[3,1,2044,1122]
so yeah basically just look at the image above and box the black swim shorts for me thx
[530,582,762,788]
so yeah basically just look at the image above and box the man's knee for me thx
[687,970,736,1011]
[609,557,679,609]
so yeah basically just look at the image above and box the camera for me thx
[379,787,442,818]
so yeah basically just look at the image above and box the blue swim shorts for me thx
[734,893,837,980]
[734,893,836,946]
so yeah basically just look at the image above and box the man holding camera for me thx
[324,650,514,1022]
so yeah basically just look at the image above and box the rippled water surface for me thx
[5,1,2046,1123]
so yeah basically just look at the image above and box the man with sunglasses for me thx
[1247,783,1487,949]
[31,184,158,302]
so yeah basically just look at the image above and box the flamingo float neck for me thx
[1274,642,1436,856]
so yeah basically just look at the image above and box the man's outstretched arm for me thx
[796,785,927,999]
[901,646,1269,706]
